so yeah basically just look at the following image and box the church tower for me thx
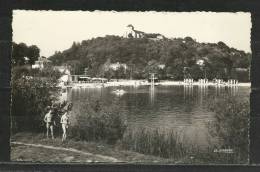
[125,24,135,38]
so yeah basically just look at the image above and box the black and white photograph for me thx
[10,10,251,164]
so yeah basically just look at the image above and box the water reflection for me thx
[198,85,208,105]
[183,85,194,102]
[150,84,155,105]
[229,86,239,96]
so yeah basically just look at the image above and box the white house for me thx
[109,62,128,71]
[196,59,205,66]
[32,57,51,69]
[54,66,71,75]
[158,64,166,69]
[54,66,71,84]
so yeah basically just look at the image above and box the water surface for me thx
[65,85,250,147]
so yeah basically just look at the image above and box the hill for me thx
[49,35,251,81]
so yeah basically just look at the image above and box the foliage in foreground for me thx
[121,127,194,160]
[207,96,249,163]
[70,98,127,144]
[11,66,62,132]
[120,125,248,164]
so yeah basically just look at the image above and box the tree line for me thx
[49,35,251,82]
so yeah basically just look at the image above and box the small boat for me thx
[112,89,126,95]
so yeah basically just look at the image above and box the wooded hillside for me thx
[49,35,251,81]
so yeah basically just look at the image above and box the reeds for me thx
[121,127,196,160]
[69,99,127,144]
[120,126,247,164]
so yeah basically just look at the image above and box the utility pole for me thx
[150,73,155,87]
[204,66,206,79]
[150,73,155,104]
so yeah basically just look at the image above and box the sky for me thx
[12,10,251,57]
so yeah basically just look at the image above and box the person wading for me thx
[44,107,56,139]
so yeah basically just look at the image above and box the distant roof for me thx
[54,66,67,69]
[235,67,248,71]
[37,57,51,63]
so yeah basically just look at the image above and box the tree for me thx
[143,60,160,78]
[11,66,61,132]
[190,65,204,80]
[208,97,249,162]
[12,42,41,66]
[104,69,115,81]
[12,42,28,65]
[27,45,40,65]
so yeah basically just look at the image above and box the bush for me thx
[207,96,249,163]
[70,98,127,144]
[11,66,61,133]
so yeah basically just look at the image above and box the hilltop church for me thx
[124,24,165,40]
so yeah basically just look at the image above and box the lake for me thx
[64,85,250,148]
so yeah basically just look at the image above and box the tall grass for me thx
[120,126,247,164]
[206,95,249,163]
[121,127,197,160]
[69,98,127,144]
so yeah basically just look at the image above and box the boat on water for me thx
[112,89,126,95]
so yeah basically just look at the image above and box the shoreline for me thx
[11,132,174,163]
[11,132,242,164]
[66,80,251,89]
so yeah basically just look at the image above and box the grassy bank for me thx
[11,132,174,163]
[11,129,246,164]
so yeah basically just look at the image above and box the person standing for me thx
[60,110,69,141]
[44,107,55,139]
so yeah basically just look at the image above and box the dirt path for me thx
[11,141,120,162]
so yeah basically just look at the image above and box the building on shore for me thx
[68,75,108,83]
[109,62,128,71]
[54,65,71,86]
[32,57,51,69]
[158,64,166,69]
[53,65,71,75]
